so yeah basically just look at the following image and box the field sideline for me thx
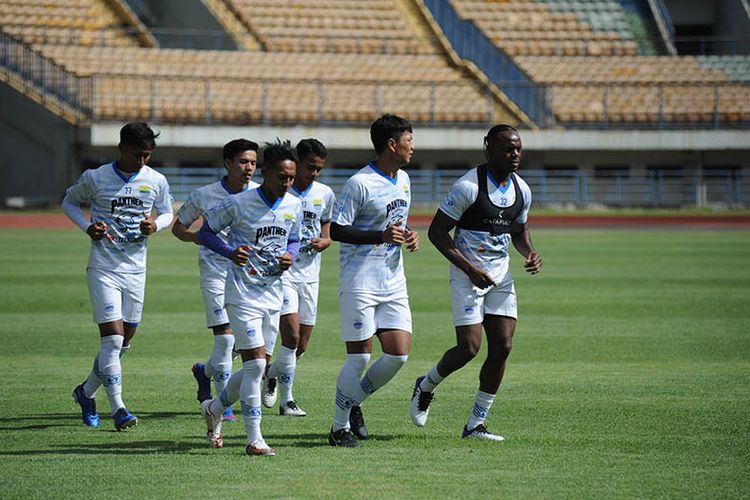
[0,225,748,498]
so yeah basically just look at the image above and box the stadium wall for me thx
[0,82,78,207]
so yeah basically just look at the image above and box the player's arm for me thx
[331,222,406,245]
[428,209,495,289]
[404,224,420,252]
[62,172,106,240]
[172,193,202,244]
[171,218,201,244]
[309,220,332,251]
[510,223,542,274]
[197,220,249,266]
[142,180,175,235]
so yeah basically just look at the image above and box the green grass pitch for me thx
[0,227,748,498]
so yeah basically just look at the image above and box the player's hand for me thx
[231,244,251,266]
[277,252,293,271]
[382,222,406,245]
[309,237,331,252]
[87,221,107,241]
[466,266,496,289]
[140,212,157,235]
[524,251,542,274]
[404,227,420,252]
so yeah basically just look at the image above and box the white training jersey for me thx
[63,162,173,274]
[439,167,532,283]
[177,178,259,280]
[203,187,303,304]
[332,162,411,294]
[284,181,336,283]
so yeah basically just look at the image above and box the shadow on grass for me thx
[0,411,196,431]
[0,440,202,456]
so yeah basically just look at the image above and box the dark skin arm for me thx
[428,209,495,289]
[171,218,201,244]
[510,222,542,274]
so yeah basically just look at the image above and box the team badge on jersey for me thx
[313,198,323,207]
[283,212,295,221]
[139,185,152,193]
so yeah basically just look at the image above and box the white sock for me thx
[420,364,445,392]
[466,389,495,430]
[354,354,408,404]
[240,358,266,444]
[82,354,102,398]
[210,369,242,416]
[98,335,125,414]
[210,334,234,396]
[269,346,297,404]
[333,353,370,431]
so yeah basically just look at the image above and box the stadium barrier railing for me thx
[160,168,748,208]
[423,0,550,126]
[0,31,92,121]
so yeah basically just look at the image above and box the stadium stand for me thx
[446,0,748,126]
[0,0,747,128]
[0,0,155,47]
[223,0,437,54]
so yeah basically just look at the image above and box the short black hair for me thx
[484,124,519,146]
[370,113,412,154]
[223,138,259,161]
[296,138,328,161]
[120,122,159,150]
[261,139,299,170]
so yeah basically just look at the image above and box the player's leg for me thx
[349,293,412,439]
[274,312,305,416]
[261,283,292,409]
[108,271,146,431]
[241,303,279,455]
[296,324,314,360]
[329,291,374,447]
[411,278,484,427]
[295,280,319,360]
[275,280,318,416]
[463,281,517,441]
[268,282,300,413]
[361,294,412,400]
[193,280,233,409]
[75,269,130,429]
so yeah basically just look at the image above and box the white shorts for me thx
[450,272,517,326]
[338,290,412,342]
[281,280,319,325]
[226,298,280,353]
[87,268,146,325]
[200,277,229,328]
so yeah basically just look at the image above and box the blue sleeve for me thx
[286,240,300,261]
[198,220,234,259]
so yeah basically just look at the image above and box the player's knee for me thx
[489,337,512,360]
[457,342,480,361]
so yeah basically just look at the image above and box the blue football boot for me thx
[73,384,100,427]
